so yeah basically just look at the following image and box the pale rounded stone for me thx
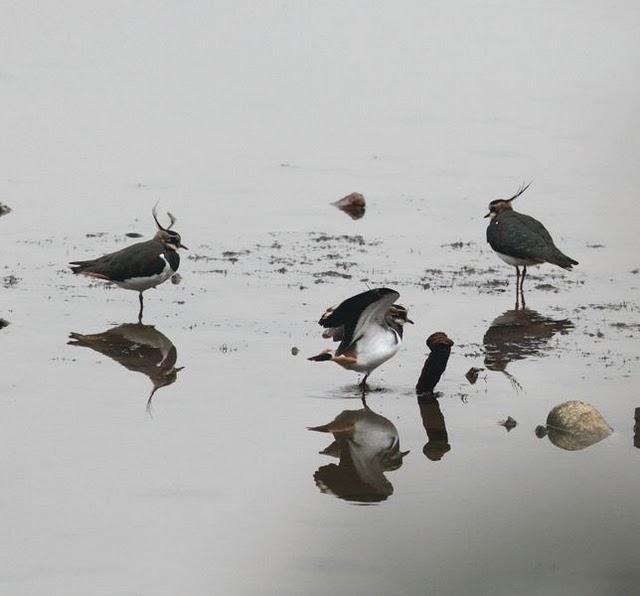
[544,401,613,451]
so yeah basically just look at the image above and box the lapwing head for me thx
[152,205,188,251]
[485,182,532,219]
[388,304,414,326]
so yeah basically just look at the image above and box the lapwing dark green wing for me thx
[69,206,187,322]
[308,287,413,396]
[485,183,578,306]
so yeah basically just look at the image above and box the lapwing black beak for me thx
[484,212,491,218]
[406,318,414,324]
[179,243,188,250]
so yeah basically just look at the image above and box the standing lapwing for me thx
[69,206,187,322]
[308,288,413,395]
[485,183,578,306]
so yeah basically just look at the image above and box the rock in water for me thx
[542,400,612,451]
[0,203,11,217]
[499,416,517,431]
[332,192,366,220]
[465,367,483,384]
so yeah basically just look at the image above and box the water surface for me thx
[2,2,640,595]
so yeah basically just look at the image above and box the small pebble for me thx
[332,192,366,220]
[465,367,484,384]
[499,416,517,431]
[291,346,299,356]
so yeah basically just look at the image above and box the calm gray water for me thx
[2,2,640,595]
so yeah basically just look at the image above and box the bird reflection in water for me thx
[68,323,183,412]
[416,332,454,462]
[309,408,408,503]
[483,308,573,389]
[535,400,612,451]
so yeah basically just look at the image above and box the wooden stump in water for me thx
[416,332,454,395]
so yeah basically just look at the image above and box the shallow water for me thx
[2,2,640,595]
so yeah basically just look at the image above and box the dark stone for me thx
[465,367,483,384]
[535,425,548,438]
[332,192,366,220]
[500,416,517,431]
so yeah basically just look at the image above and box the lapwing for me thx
[69,206,187,322]
[308,287,413,394]
[68,323,183,412]
[309,407,409,502]
[485,183,578,304]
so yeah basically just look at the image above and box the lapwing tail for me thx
[67,331,103,345]
[307,423,331,432]
[69,261,110,279]
[69,260,93,274]
[308,420,355,433]
[550,251,579,270]
[308,350,333,362]
[67,332,84,345]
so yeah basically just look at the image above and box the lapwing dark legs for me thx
[514,266,526,310]
[138,292,144,323]
[359,374,370,403]
[359,374,369,391]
